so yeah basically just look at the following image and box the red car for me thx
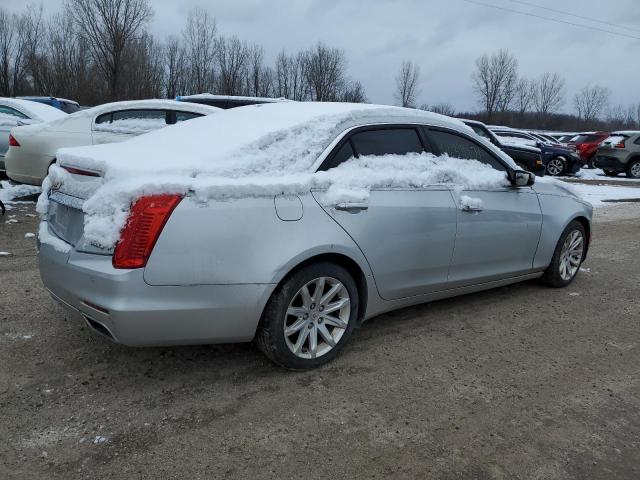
[568,132,610,168]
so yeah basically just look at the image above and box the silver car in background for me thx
[38,104,593,369]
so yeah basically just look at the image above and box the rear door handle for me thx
[335,202,369,212]
[461,205,483,213]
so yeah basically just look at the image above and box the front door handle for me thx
[335,202,369,212]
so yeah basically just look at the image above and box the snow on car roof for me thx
[0,97,67,122]
[58,102,472,177]
[177,93,289,103]
[43,102,516,250]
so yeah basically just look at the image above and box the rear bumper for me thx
[594,155,626,172]
[5,150,52,186]
[38,235,274,346]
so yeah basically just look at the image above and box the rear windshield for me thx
[60,102,80,114]
[571,134,603,143]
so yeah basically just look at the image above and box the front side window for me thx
[94,109,167,134]
[350,128,424,157]
[428,129,506,171]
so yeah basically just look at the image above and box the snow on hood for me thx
[0,97,67,122]
[40,102,511,249]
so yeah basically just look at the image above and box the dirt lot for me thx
[1,201,639,479]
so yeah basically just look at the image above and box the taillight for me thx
[62,165,101,177]
[615,141,626,149]
[9,134,19,147]
[113,194,182,269]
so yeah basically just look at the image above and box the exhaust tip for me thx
[83,315,115,341]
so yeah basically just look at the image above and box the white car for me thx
[0,98,67,173]
[5,99,221,185]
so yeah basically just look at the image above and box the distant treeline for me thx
[0,0,366,106]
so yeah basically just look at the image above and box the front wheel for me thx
[541,221,586,288]
[255,262,359,369]
[546,156,567,176]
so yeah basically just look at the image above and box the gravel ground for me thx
[1,202,639,479]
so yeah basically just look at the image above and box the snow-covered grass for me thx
[571,168,639,182]
[561,183,640,207]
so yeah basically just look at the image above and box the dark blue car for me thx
[17,96,80,114]
[491,128,582,176]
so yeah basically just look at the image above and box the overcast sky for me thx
[1,0,638,112]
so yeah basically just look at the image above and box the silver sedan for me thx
[38,106,593,369]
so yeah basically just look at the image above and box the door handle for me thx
[461,205,483,213]
[335,202,369,212]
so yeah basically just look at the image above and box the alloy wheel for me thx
[284,276,351,359]
[547,158,565,176]
[630,162,640,179]
[559,230,584,281]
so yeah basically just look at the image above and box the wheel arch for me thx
[570,215,591,260]
[267,251,370,325]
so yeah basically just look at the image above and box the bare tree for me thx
[341,80,367,103]
[0,9,19,96]
[67,0,152,100]
[394,60,420,107]
[163,36,185,98]
[275,50,309,100]
[514,78,535,116]
[305,42,346,102]
[472,49,518,120]
[245,44,273,97]
[574,84,609,125]
[182,8,216,94]
[420,102,456,116]
[216,35,248,95]
[533,72,565,117]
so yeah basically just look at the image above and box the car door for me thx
[314,126,458,300]
[425,128,543,287]
[0,105,28,158]
[92,109,169,145]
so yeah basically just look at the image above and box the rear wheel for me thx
[541,220,586,288]
[546,156,567,176]
[255,262,359,369]
[627,160,640,179]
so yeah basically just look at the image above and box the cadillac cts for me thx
[38,103,593,369]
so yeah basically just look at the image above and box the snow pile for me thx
[0,181,41,209]
[460,195,483,210]
[39,102,511,249]
[94,117,167,135]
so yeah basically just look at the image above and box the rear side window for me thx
[94,109,167,134]
[428,129,506,171]
[350,128,423,157]
[635,136,640,145]
[0,105,28,124]
[60,101,80,114]
[174,111,202,123]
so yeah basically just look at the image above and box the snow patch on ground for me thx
[563,183,640,207]
[0,181,41,204]
[0,251,11,256]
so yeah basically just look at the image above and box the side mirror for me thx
[513,170,535,187]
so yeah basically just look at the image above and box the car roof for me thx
[177,94,289,104]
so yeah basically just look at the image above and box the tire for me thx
[603,170,619,177]
[255,262,359,369]
[546,156,567,176]
[587,158,596,169]
[541,220,586,288]
[627,159,640,179]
